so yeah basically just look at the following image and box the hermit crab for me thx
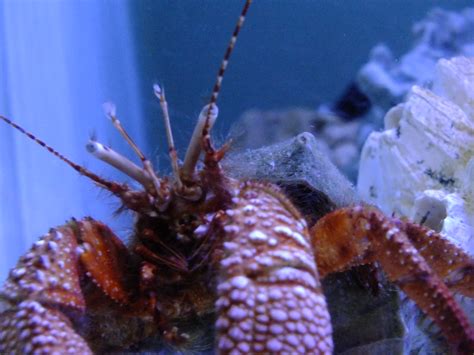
[0,1,473,354]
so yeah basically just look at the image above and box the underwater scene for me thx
[0,1,473,354]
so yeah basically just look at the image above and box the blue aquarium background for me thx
[0,0,472,282]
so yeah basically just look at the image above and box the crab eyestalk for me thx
[181,103,218,180]
[86,140,153,189]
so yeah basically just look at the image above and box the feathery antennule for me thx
[102,102,165,200]
[0,114,125,193]
[153,84,183,190]
[86,140,152,188]
[202,0,253,154]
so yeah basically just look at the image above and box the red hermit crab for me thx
[0,1,473,354]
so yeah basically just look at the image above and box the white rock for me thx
[358,56,474,252]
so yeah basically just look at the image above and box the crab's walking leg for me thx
[0,219,139,353]
[213,182,333,354]
[402,222,474,298]
[311,207,474,353]
[367,211,474,353]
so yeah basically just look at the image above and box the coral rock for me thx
[358,56,474,354]
[358,56,474,252]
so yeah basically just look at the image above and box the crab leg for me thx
[402,221,474,298]
[213,182,333,354]
[0,300,93,354]
[366,210,474,353]
[310,207,474,353]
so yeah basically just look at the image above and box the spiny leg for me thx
[311,207,474,353]
[401,221,474,298]
[311,207,474,296]
[367,211,474,353]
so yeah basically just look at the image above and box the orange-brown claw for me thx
[73,218,132,304]
[0,300,93,354]
[0,218,140,353]
[309,207,373,278]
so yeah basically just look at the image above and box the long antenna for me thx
[0,114,126,194]
[201,0,253,154]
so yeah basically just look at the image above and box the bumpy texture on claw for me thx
[311,206,474,353]
[0,300,93,354]
[0,218,143,353]
[0,226,86,311]
[213,181,333,354]
[0,224,91,353]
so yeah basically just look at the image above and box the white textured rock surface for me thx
[358,56,474,252]
[358,56,474,354]
[354,8,474,187]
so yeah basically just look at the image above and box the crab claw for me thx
[0,218,136,353]
[0,226,86,311]
[0,300,93,354]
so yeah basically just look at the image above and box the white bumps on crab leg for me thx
[214,181,333,354]
[0,227,85,310]
[0,300,93,354]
